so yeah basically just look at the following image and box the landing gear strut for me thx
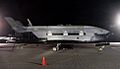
[52,43,61,51]
[98,45,105,53]
[95,42,109,53]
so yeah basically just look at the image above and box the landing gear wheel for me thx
[52,43,61,51]
[53,47,57,51]
[98,45,105,53]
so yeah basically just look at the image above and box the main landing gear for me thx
[52,43,62,51]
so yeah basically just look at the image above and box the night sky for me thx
[0,0,120,40]
[0,0,115,27]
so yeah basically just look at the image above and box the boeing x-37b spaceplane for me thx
[4,17,111,51]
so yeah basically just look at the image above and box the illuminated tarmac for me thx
[0,43,120,69]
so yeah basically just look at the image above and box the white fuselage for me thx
[26,26,110,42]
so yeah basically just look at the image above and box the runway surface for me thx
[0,43,120,69]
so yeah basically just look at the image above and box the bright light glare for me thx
[115,13,120,26]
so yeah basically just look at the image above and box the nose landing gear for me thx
[97,45,105,53]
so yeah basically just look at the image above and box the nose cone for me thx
[104,29,112,37]
[97,28,111,37]
[107,31,112,36]
[103,29,110,34]
[102,29,113,36]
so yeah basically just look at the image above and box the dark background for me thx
[0,0,114,26]
[0,0,120,41]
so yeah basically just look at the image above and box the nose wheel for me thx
[97,45,105,53]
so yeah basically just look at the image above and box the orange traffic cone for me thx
[41,57,47,66]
